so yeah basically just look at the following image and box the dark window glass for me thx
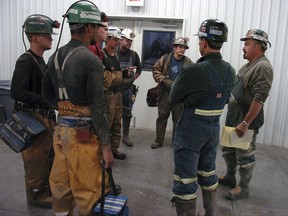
[142,30,175,70]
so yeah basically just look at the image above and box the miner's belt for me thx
[58,116,92,127]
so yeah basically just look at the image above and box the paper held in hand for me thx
[220,126,254,150]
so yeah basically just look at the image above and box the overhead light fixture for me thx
[161,24,178,28]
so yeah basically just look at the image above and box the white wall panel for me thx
[1,0,288,148]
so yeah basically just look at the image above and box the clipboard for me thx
[220,126,254,150]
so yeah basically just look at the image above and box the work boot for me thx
[201,189,216,216]
[26,187,52,209]
[173,197,196,216]
[122,135,133,147]
[218,176,236,188]
[113,150,126,160]
[225,166,254,200]
[151,142,163,149]
[218,155,237,188]
[55,204,75,216]
[224,186,249,200]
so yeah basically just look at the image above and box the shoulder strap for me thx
[163,53,168,63]
[25,52,38,64]
[101,48,120,71]
[101,48,108,59]
[130,50,136,63]
[161,54,169,78]
[54,46,86,100]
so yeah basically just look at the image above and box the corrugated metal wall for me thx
[1,0,288,148]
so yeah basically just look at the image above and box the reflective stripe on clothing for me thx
[55,212,69,216]
[174,175,197,184]
[172,59,233,201]
[197,169,216,177]
[194,108,224,116]
[173,193,197,201]
[59,116,92,121]
[222,133,257,169]
[201,182,218,191]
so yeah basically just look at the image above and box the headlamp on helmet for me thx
[108,26,122,39]
[121,28,136,41]
[240,29,271,48]
[173,37,189,49]
[23,14,60,35]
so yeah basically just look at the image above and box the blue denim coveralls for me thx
[173,61,233,200]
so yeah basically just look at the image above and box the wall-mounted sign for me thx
[126,0,144,7]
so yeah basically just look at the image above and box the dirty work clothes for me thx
[117,48,142,133]
[50,126,108,216]
[11,49,55,200]
[155,89,183,144]
[172,79,231,199]
[44,39,110,145]
[22,112,54,191]
[222,55,273,170]
[105,92,123,152]
[153,53,192,144]
[173,113,219,199]
[171,53,235,200]
[11,50,48,107]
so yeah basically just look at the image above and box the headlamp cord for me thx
[22,27,27,52]
[55,0,99,51]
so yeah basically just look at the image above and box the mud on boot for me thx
[151,142,163,149]
[218,175,236,188]
[26,187,52,209]
[113,150,126,160]
[122,135,133,147]
[172,197,196,216]
[224,186,249,200]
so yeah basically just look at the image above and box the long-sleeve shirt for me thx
[44,39,110,144]
[116,49,142,77]
[11,50,48,108]
[152,52,192,90]
[170,52,235,107]
[236,55,273,104]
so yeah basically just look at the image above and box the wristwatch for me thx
[242,120,248,127]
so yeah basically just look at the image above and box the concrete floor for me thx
[1,128,288,216]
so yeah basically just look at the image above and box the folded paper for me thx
[220,126,254,150]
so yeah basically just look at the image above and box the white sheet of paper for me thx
[230,130,254,145]
[220,126,254,150]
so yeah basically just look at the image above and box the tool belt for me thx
[57,100,91,117]
[58,116,94,143]
[58,116,92,127]
[57,101,93,143]
[15,102,53,118]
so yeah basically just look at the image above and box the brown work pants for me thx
[105,92,122,152]
[50,125,108,216]
[21,112,54,190]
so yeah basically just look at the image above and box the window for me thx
[142,30,175,70]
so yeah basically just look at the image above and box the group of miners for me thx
[9,0,273,216]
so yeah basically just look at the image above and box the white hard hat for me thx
[108,26,122,39]
[121,28,136,40]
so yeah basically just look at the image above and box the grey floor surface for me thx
[1,128,288,216]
